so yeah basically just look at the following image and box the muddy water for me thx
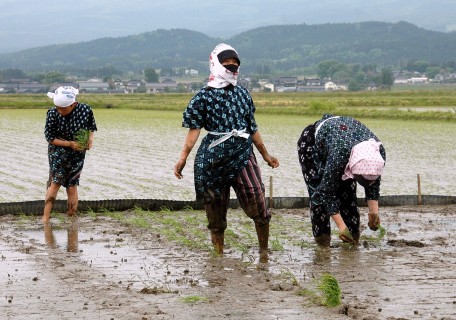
[1,109,455,204]
[1,205,455,319]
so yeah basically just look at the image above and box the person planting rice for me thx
[174,43,279,262]
[297,114,386,246]
[42,86,97,222]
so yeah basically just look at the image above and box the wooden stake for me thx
[417,174,422,205]
[269,176,274,208]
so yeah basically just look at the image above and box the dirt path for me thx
[1,205,455,320]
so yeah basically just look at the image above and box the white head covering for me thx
[342,138,385,181]
[47,86,78,108]
[207,43,240,88]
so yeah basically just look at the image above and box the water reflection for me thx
[312,246,332,268]
[43,219,79,253]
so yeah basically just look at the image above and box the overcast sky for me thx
[1,0,455,53]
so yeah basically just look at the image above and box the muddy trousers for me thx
[307,181,360,240]
[297,124,360,242]
[204,154,271,254]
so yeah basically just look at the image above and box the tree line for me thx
[1,21,456,76]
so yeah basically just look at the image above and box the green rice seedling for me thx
[159,206,172,212]
[377,225,386,239]
[74,128,90,150]
[54,211,66,223]
[128,216,150,228]
[97,207,112,215]
[181,205,195,211]
[17,212,33,222]
[316,273,341,307]
[281,270,299,286]
[106,211,126,221]
[224,229,249,253]
[180,295,209,304]
[85,207,99,219]
[296,287,325,308]
[132,206,146,214]
[271,236,284,251]
[360,225,387,242]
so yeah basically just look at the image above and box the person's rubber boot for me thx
[255,223,269,263]
[211,231,224,255]
[314,233,331,247]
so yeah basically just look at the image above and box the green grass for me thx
[179,295,209,304]
[80,207,313,255]
[2,89,456,121]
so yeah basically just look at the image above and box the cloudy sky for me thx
[1,0,455,53]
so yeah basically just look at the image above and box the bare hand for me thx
[174,160,186,179]
[86,139,93,150]
[265,155,279,168]
[68,141,85,151]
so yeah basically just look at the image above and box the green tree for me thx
[379,68,394,88]
[144,68,159,82]
[0,68,26,78]
[160,67,174,77]
[42,72,66,84]
[406,60,429,73]
[317,60,340,80]
[426,67,440,79]
[348,80,364,91]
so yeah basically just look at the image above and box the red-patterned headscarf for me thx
[207,43,240,88]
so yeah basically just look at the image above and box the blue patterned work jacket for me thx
[182,85,258,202]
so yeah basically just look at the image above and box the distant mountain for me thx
[2,0,456,53]
[1,21,455,75]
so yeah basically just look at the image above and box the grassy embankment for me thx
[1,89,456,121]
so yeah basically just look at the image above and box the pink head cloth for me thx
[342,138,385,181]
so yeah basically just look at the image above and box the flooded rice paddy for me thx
[1,108,455,319]
[0,109,455,203]
[1,205,455,319]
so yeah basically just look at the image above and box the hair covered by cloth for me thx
[342,138,385,181]
[207,43,240,88]
[47,86,79,108]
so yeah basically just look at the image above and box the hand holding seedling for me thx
[74,129,91,151]
[368,212,381,230]
[68,141,85,151]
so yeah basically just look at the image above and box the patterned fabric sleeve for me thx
[182,92,205,129]
[245,93,258,134]
[44,109,57,142]
[86,106,97,131]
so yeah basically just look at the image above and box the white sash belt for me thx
[208,129,250,149]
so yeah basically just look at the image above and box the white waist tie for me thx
[208,129,250,149]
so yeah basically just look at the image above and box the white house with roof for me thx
[325,81,347,91]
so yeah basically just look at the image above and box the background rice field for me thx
[0,108,455,203]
